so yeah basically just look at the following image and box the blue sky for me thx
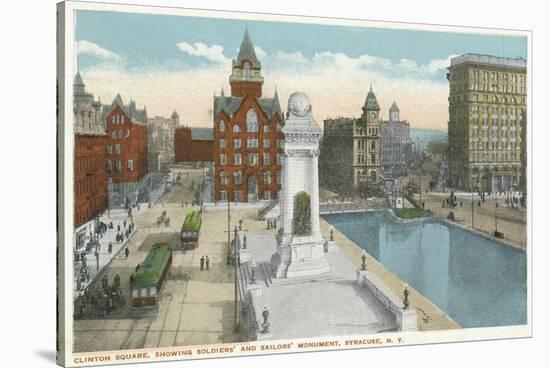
[75,10,528,130]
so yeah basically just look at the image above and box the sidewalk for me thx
[73,215,136,299]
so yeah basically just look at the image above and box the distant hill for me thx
[410,128,447,143]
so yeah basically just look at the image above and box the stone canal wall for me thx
[319,217,461,331]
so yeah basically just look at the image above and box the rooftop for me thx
[450,53,527,69]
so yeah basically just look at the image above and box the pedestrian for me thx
[200,256,205,271]
[117,224,120,232]
[205,256,210,270]
[125,247,129,259]
[108,242,112,254]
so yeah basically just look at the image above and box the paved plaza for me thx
[243,234,397,340]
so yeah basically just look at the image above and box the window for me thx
[115,144,121,155]
[219,120,225,132]
[219,139,226,148]
[263,154,271,166]
[263,191,271,200]
[276,139,284,148]
[149,287,157,296]
[107,145,113,154]
[263,139,270,148]
[115,160,121,172]
[233,153,242,165]
[276,123,282,132]
[276,154,282,165]
[248,153,258,166]
[234,191,242,202]
[233,124,241,133]
[106,160,112,172]
[246,109,258,132]
[111,131,117,139]
[247,139,258,148]
[233,138,241,148]
[220,171,227,186]
[263,171,271,185]
[263,125,270,133]
[233,171,242,185]
[220,191,227,201]
[118,129,124,138]
[127,160,134,172]
[126,129,131,138]
[219,154,226,165]
[276,171,282,184]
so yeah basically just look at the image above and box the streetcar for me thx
[181,210,202,248]
[130,242,173,317]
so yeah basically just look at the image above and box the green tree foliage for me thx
[426,141,449,155]
[292,192,311,236]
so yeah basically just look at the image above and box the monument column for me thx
[311,150,321,239]
[272,91,330,278]
[282,152,292,236]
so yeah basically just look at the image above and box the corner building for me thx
[213,30,284,202]
[73,73,108,229]
[447,54,527,191]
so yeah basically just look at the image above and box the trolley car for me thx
[130,243,172,316]
[181,210,202,248]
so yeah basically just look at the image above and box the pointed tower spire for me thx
[236,28,260,67]
[272,87,281,116]
[230,28,264,98]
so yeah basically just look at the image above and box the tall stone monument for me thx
[272,92,331,278]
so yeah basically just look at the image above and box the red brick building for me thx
[73,73,108,228]
[213,30,284,202]
[104,95,148,207]
[175,126,214,163]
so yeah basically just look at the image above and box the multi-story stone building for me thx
[354,86,381,186]
[447,53,527,191]
[73,73,108,230]
[212,30,284,202]
[103,94,149,207]
[147,112,178,172]
[175,126,214,163]
[319,117,354,194]
[319,87,383,194]
[380,102,412,177]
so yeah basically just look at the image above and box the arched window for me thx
[233,124,241,133]
[243,61,251,78]
[246,109,258,132]
[263,125,270,133]
[219,120,225,132]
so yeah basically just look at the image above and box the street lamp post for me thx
[471,186,474,229]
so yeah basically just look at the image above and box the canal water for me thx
[323,212,527,328]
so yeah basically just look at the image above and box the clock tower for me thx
[353,86,381,186]
[229,29,264,98]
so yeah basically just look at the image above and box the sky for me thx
[75,10,528,131]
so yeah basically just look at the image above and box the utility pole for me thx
[471,187,474,229]
[495,200,498,234]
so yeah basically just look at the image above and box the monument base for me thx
[272,234,330,278]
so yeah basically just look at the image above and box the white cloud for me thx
[77,40,123,62]
[254,46,267,59]
[176,42,229,65]
[80,42,453,131]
